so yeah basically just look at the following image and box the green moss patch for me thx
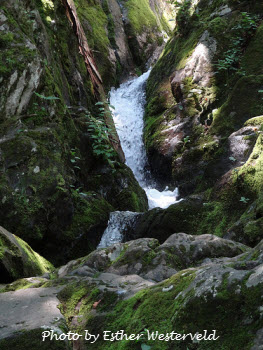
[124,0,158,34]
[0,227,54,283]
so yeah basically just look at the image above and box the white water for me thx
[97,211,141,249]
[98,70,180,249]
[110,70,180,210]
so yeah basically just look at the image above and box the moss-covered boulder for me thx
[0,226,53,283]
[144,0,263,193]
[73,233,249,282]
[59,238,263,350]
[1,234,261,350]
[128,196,204,242]
[142,0,263,246]
[0,0,149,265]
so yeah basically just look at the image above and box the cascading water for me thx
[97,211,141,249]
[110,69,180,209]
[98,70,180,248]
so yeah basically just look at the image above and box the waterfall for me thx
[98,70,180,248]
[110,69,179,209]
[97,211,141,249]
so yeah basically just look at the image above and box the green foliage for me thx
[70,148,81,171]
[124,0,158,34]
[240,197,250,204]
[183,135,190,144]
[215,12,260,74]
[34,92,60,100]
[86,102,117,168]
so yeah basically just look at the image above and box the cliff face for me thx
[144,0,263,245]
[0,0,172,265]
[71,0,173,88]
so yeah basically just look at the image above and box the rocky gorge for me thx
[0,0,263,349]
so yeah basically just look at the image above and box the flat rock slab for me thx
[0,287,64,339]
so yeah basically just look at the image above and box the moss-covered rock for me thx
[211,75,263,136]
[141,0,263,246]
[144,0,263,194]
[76,237,263,349]
[72,0,172,87]
[129,196,204,242]
[0,0,150,265]
[0,329,70,350]
[1,234,261,350]
[120,0,172,70]
[0,226,53,283]
[54,237,263,350]
[86,163,148,212]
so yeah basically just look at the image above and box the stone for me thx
[0,226,53,283]
[171,30,217,88]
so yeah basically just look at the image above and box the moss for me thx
[132,198,204,243]
[110,244,129,265]
[83,269,197,350]
[210,75,263,136]
[81,266,262,350]
[0,278,37,293]
[196,201,236,237]
[0,227,54,283]
[86,164,148,212]
[241,23,263,75]
[208,17,228,38]
[64,194,113,241]
[124,0,158,35]
[0,328,69,350]
[74,0,114,87]
[58,281,99,323]
[15,236,54,275]
[244,116,263,126]
[117,190,144,213]
[142,249,157,266]
[237,133,263,195]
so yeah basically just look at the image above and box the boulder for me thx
[0,226,53,283]
[0,287,68,350]
[66,232,249,282]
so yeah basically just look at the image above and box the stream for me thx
[98,70,180,248]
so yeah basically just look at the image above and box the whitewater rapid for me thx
[110,70,179,210]
[98,70,180,249]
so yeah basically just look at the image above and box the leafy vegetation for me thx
[215,12,261,75]
[86,102,118,168]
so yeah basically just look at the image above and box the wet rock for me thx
[0,226,53,283]
[127,197,205,243]
[170,30,217,89]
[0,287,67,349]
[59,236,263,350]
[66,232,250,282]
[0,1,149,265]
